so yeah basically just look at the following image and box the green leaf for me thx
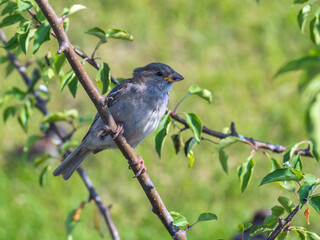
[260,168,302,186]
[68,75,79,98]
[188,84,212,103]
[171,134,182,154]
[297,4,311,33]
[278,231,289,240]
[172,215,188,227]
[17,0,33,12]
[0,14,25,28]
[42,66,55,85]
[263,215,278,227]
[297,182,314,208]
[155,114,172,157]
[65,109,79,119]
[185,113,202,142]
[237,223,244,233]
[274,56,320,77]
[18,105,30,132]
[65,209,79,239]
[243,223,252,231]
[269,157,282,171]
[184,137,197,156]
[271,205,285,217]
[249,225,273,238]
[22,135,40,159]
[305,174,317,185]
[41,112,69,124]
[295,228,308,240]
[170,211,183,219]
[309,140,319,161]
[96,62,110,95]
[34,153,52,167]
[4,87,26,100]
[278,196,295,213]
[106,28,133,41]
[197,213,217,222]
[310,17,320,45]
[4,34,19,50]
[86,27,108,43]
[294,0,308,3]
[237,157,255,193]
[1,1,18,16]
[187,150,194,167]
[68,4,86,15]
[218,150,228,174]
[213,136,239,153]
[309,196,320,214]
[39,164,51,187]
[61,69,75,91]
[0,56,8,63]
[3,106,17,122]
[307,231,320,240]
[19,27,31,54]
[289,153,303,171]
[33,22,51,54]
[35,11,46,21]
[54,52,66,75]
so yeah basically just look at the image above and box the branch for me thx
[169,112,313,157]
[33,1,186,239]
[267,205,299,240]
[0,29,119,240]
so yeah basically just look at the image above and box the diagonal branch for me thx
[33,1,186,239]
[267,205,299,240]
[0,29,120,240]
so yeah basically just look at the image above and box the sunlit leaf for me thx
[41,112,69,124]
[68,4,86,15]
[297,182,314,208]
[106,28,133,41]
[297,4,311,33]
[0,13,25,28]
[213,136,239,154]
[249,225,273,238]
[155,114,172,157]
[238,157,255,192]
[85,27,108,43]
[61,69,75,91]
[185,113,202,142]
[309,196,320,214]
[96,62,110,95]
[17,0,32,12]
[3,106,17,122]
[197,213,217,222]
[187,150,194,167]
[68,75,79,98]
[278,196,295,213]
[260,168,302,186]
[33,22,51,54]
[218,150,228,174]
[271,205,285,217]
[39,164,51,187]
[172,215,188,227]
[184,137,197,156]
[188,85,212,103]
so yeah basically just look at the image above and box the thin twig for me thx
[0,29,120,240]
[32,1,186,239]
[267,206,299,240]
[169,112,313,157]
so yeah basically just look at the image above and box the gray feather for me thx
[53,142,91,180]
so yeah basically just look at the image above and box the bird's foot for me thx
[96,123,124,139]
[133,156,147,178]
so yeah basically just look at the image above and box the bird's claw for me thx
[97,125,110,138]
[96,123,124,139]
[111,123,124,139]
[133,156,147,178]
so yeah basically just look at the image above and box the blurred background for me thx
[0,0,319,239]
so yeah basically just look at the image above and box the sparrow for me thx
[53,62,184,180]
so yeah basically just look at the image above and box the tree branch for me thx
[169,112,313,157]
[33,1,186,239]
[0,29,119,240]
[267,205,299,240]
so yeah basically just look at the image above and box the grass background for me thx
[1,0,320,239]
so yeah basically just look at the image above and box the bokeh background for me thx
[1,0,319,239]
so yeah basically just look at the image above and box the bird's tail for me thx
[53,142,91,180]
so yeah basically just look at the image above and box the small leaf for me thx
[271,205,285,217]
[278,231,289,240]
[260,168,301,186]
[185,113,202,142]
[155,114,172,157]
[4,34,18,50]
[310,17,320,45]
[42,67,55,85]
[309,140,319,162]
[305,174,317,185]
[68,4,86,15]
[184,137,197,156]
[34,153,52,167]
[171,134,182,154]
[306,231,320,240]
[3,106,17,122]
[18,105,30,132]
[188,85,212,103]
[243,223,252,231]
[106,28,133,41]
[297,182,314,208]
[237,224,244,233]
[249,225,273,238]
[61,69,75,91]
[309,196,320,214]
[86,27,108,43]
[297,4,311,33]
[170,211,183,219]
[1,1,18,15]
[68,75,79,98]
[39,165,51,187]
[238,157,255,193]
[33,22,51,53]
[65,209,79,239]
[289,153,303,171]
[187,150,194,167]
[304,208,310,225]
[218,150,228,174]
[278,196,295,213]
[269,157,282,171]
[172,215,188,227]
[0,13,25,28]
[96,62,110,95]
[294,0,308,3]
[17,0,33,12]
[197,213,217,222]
[264,215,278,227]
[41,112,69,124]
[213,136,239,153]
[54,53,66,75]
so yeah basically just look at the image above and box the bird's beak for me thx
[165,72,184,82]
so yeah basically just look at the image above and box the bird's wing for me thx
[106,79,131,107]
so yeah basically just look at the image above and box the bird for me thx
[53,62,184,180]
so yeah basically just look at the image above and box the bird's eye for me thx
[156,71,164,77]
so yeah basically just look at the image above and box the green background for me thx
[0,0,319,239]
